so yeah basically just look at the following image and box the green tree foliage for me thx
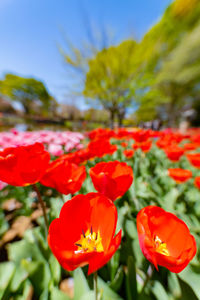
[0,74,53,116]
[83,40,137,128]
[132,0,200,125]
[61,0,200,127]
[155,20,200,126]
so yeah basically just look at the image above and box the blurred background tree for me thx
[83,40,137,128]
[1,0,200,129]
[60,0,200,129]
[0,74,54,117]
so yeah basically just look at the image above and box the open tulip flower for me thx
[168,168,192,184]
[186,153,200,169]
[194,176,200,189]
[89,161,133,201]
[164,146,184,162]
[132,140,152,153]
[137,206,196,273]
[123,149,134,158]
[40,159,86,195]
[0,142,50,186]
[87,138,117,159]
[48,193,122,274]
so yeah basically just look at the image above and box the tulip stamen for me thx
[75,228,104,253]
[154,236,170,256]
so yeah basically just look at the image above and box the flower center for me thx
[154,236,170,256]
[75,227,104,253]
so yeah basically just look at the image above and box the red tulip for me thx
[0,143,50,186]
[59,149,91,165]
[194,176,200,189]
[40,159,86,195]
[137,206,196,273]
[123,149,134,158]
[87,139,117,158]
[183,143,199,152]
[89,161,133,201]
[131,129,151,143]
[121,142,128,148]
[88,128,115,140]
[164,146,184,162]
[48,193,122,274]
[168,168,192,184]
[132,140,152,153]
[186,153,200,169]
[116,128,132,139]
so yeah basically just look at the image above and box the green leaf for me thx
[10,266,28,292]
[0,262,15,292]
[39,289,49,300]
[178,278,199,300]
[126,256,137,300]
[21,260,51,296]
[80,291,95,300]
[49,254,61,284]
[8,239,45,264]
[98,276,123,300]
[168,272,181,298]
[151,281,169,300]
[178,265,200,299]
[162,188,179,211]
[74,268,90,300]
[15,279,33,300]
[109,266,124,292]
[50,287,71,300]
[109,251,120,282]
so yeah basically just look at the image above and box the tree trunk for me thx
[117,108,125,128]
[118,112,125,128]
[109,110,115,129]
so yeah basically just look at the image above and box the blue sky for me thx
[0,0,172,109]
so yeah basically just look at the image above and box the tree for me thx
[154,20,200,126]
[130,0,200,126]
[83,40,137,128]
[0,74,53,116]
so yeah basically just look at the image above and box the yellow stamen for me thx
[154,236,170,256]
[75,228,104,253]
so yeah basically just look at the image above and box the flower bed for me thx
[0,127,200,300]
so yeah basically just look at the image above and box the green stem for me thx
[94,271,98,300]
[140,264,154,295]
[60,193,65,203]
[33,184,48,237]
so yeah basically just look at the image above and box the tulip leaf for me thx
[168,272,181,298]
[49,254,61,284]
[178,266,200,299]
[109,250,120,281]
[162,187,179,211]
[16,279,33,300]
[0,262,15,299]
[98,276,123,300]
[109,266,124,292]
[178,277,199,300]
[50,287,71,300]
[8,239,45,264]
[73,268,90,300]
[21,260,51,297]
[9,266,28,292]
[151,281,169,300]
[39,289,49,300]
[80,291,95,300]
[126,256,137,300]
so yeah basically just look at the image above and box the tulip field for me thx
[0,127,200,300]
